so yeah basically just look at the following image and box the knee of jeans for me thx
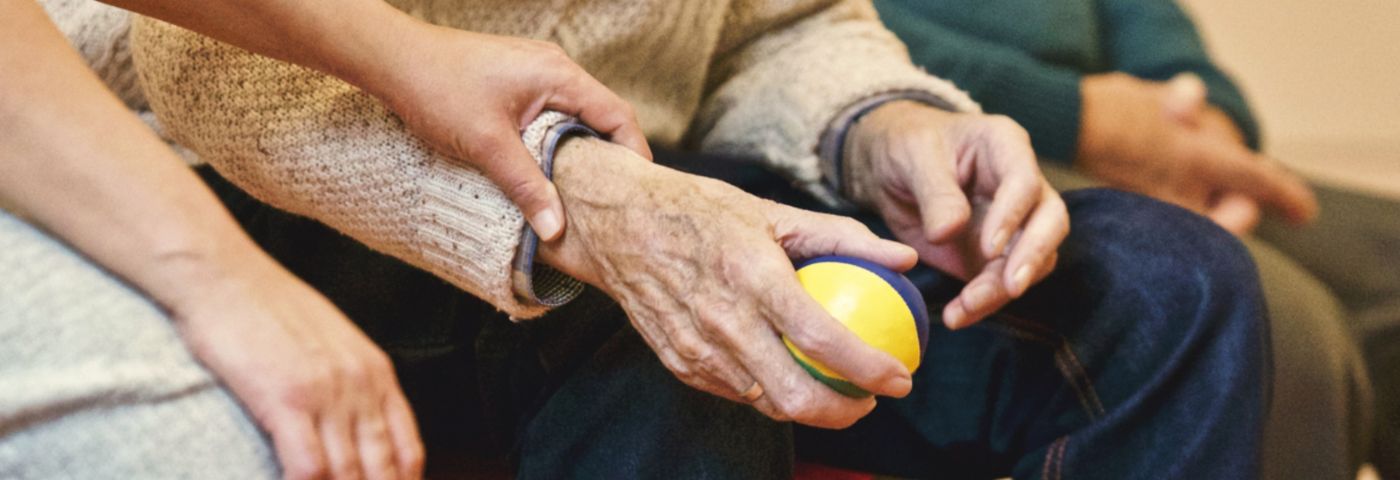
[1061,188,1258,290]
[1053,190,1270,431]
[1058,189,1267,352]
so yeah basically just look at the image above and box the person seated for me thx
[12,0,1271,478]
[872,0,1390,477]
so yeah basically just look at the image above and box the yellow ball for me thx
[784,255,930,397]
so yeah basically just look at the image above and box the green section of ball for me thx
[790,351,871,398]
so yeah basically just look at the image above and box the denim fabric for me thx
[197,149,1269,479]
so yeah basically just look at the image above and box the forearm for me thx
[0,1,267,313]
[101,0,420,97]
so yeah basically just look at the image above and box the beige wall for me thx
[1179,0,1400,198]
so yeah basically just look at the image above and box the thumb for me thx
[1161,72,1208,125]
[471,122,568,241]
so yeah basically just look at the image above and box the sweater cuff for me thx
[511,113,593,310]
[989,66,1084,164]
[818,90,962,205]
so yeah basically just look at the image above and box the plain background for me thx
[1181,0,1400,200]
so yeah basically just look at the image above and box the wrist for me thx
[138,227,281,319]
[1076,76,1115,165]
[845,101,955,206]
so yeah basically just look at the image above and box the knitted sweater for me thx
[129,1,979,318]
[874,0,1259,163]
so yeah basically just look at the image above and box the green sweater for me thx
[874,0,1259,162]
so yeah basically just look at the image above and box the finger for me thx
[1162,73,1208,124]
[978,171,1042,259]
[1197,147,1318,224]
[906,145,972,244]
[772,208,917,272]
[721,302,878,429]
[354,405,397,480]
[265,411,328,480]
[971,124,1042,258]
[1000,186,1069,297]
[753,258,913,399]
[468,122,568,241]
[943,257,1011,330]
[320,410,364,480]
[1207,193,1262,236]
[550,73,653,161]
[382,392,424,480]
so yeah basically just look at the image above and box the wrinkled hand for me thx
[1079,72,1317,234]
[164,255,422,480]
[846,101,1069,330]
[357,24,652,241]
[539,138,919,429]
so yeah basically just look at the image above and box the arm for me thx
[106,0,646,244]
[1096,0,1260,149]
[128,12,642,317]
[0,2,421,478]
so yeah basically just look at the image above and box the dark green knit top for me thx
[874,0,1259,162]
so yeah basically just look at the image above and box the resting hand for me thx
[846,102,1069,330]
[162,254,423,480]
[540,138,918,429]
[355,25,651,241]
[1079,72,1317,235]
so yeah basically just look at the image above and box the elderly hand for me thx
[161,252,423,480]
[845,101,1070,330]
[1078,72,1317,235]
[352,24,651,242]
[539,138,919,429]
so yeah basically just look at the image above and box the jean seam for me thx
[978,314,1107,418]
[1042,436,1069,480]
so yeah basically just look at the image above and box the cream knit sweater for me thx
[128,0,979,319]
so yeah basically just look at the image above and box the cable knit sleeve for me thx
[689,0,981,206]
[130,18,583,319]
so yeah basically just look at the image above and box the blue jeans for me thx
[198,148,1269,479]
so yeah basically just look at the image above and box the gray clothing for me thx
[0,212,278,479]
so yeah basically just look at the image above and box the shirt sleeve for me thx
[131,17,584,319]
[689,0,980,207]
[874,0,1086,163]
[1096,0,1262,149]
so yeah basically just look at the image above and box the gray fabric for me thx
[1257,185,1400,476]
[1041,165,1374,480]
[0,213,278,479]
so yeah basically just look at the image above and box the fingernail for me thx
[888,375,913,397]
[1012,265,1034,296]
[530,210,563,241]
[943,304,965,330]
[988,229,1010,257]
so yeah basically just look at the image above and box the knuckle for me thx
[775,389,816,421]
[285,461,329,480]
[403,444,426,473]
[499,175,544,206]
[786,328,835,360]
[329,456,359,479]
[986,115,1029,138]
[673,337,710,363]
[279,368,332,409]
